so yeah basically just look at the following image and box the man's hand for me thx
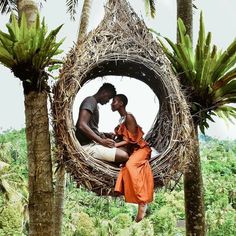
[103,132,116,140]
[100,138,115,148]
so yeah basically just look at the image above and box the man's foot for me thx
[135,203,147,223]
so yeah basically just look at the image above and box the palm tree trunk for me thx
[77,0,92,44]
[17,1,54,235]
[184,125,206,235]
[53,165,66,236]
[17,0,38,24]
[176,0,193,40]
[53,2,92,235]
[25,92,54,236]
[51,1,93,234]
[176,0,206,235]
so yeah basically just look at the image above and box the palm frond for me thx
[157,11,236,133]
[214,106,236,124]
[0,0,17,14]
[212,67,236,91]
[0,13,64,84]
[214,80,236,99]
[211,39,236,83]
[66,0,79,21]
[144,0,156,18]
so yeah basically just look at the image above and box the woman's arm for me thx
[115,140,129,148]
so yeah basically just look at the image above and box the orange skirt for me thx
[115,146,154,204]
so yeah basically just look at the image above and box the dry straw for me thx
[52,0,194,196]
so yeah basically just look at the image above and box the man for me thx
[75,83,129,163]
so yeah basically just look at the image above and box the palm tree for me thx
[175,0,207,235]
[53,164,66,236]
[77,0,91,43]
[53,2,93,235]
[158,13,236,235]
[0,0,64,235]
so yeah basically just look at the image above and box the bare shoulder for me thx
[126,112,134,119]
[126,113,137,124]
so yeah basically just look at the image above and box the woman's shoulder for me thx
[126,112,135,119]
[125,112,137,122]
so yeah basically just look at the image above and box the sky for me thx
[0,0,236,140]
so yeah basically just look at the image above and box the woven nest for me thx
[52,0,194,196]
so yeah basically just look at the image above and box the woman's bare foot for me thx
[135,203,147,223]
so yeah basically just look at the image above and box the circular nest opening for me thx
[73,76,159,140]
[52,0,193,196]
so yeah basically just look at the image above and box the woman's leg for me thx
[135,203,147,222]
[115,148,129,163]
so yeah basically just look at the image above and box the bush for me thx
[73,212,96,236]
[150,206,176,236]
[0,204,23,236]
[206,206,236,236]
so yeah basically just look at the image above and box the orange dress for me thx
[114,123,154,204]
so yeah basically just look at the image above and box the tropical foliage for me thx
[158,12,236,133]
[0,0,16,14]
[0,129,28,235]
[144,0,156,18]
[65,0,157,21]
[0,129,235,235]
[0,13,64,93]
[66,0,79,20]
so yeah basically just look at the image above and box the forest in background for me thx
[0,129,235,236]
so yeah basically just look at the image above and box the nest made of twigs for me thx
[52,0,194,196]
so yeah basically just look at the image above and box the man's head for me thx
[96,83,116,105]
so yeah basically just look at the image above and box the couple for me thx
[75,82,154,222]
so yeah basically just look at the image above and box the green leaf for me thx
[157,10,236,129]
[214,80,236,98]
[214,106,236,124]
[0,12,64,77]
[211,39,236,82]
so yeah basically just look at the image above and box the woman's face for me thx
[111,97,122,112]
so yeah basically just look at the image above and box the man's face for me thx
[100,91,114,105]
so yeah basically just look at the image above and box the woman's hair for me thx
[116,94,128,106]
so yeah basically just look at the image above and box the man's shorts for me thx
[82,143,116,162]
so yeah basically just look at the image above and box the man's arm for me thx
[77,109,115,148]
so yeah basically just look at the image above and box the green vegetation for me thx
[158,12,236,133]
[0,13,63,72]
[0,13,64,93]
[0,129,235,235]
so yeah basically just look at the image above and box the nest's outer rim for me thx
[52,0,194,195]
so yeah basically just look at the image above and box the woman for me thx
[111,94,154,222]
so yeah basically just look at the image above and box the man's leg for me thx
[82,144,128,163]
